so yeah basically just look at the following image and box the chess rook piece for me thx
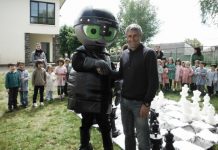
[110,106,121,138]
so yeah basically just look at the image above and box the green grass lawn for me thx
[0,72,218,150]
[0,73,120,150]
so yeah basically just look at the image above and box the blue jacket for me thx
[17,69,29,91]
[5,71,20,89]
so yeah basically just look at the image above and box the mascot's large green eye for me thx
[83,25,101,39]
[104,27,117,42]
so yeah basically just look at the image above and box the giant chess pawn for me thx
[206,104,216,125]
[150,120,162,150]
[163,130,175,150]
[201,94,216,125]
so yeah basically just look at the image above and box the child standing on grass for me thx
[174,58,182,91]
[54,58,67,100]
[214,67,218,96]
[190,60,200,91]
[206,64,217,97]
[162,61,170,92]
[45,65,56,101]
[17,61,29,108]
[32,60,46,107]
[64,58,71,96]
[180,61,193,87]
[167,57,176,91]
[5,63,20,112]
[195,61,207,96]
[157,59,163,90]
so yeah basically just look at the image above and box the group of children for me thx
[5,58,71,112]
[157,57,218,97]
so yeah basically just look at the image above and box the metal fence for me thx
[161,46,218,65]
[110,46,218,65]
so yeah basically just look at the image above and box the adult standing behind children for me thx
[155,45,164,59]
[5,63,20,112]
[191,47,204,66]
[17,61,29,108]
[31,43,47,67]
[113,24,159,150]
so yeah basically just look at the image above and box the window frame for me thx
[30,0,55,25]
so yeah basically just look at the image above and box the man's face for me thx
[126,30,141,50]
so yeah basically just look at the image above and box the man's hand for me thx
[139,104,150,118]
[95,60,111,75]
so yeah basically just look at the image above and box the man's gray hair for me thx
[125,24,143,36]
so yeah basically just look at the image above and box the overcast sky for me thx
[60,0,218,46]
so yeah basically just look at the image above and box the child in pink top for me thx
[54,58,67,99]
[174,59,182,91]
[161,60,169,91]
[180,61,193,87]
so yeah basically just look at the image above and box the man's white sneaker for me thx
[33,103,38,107]
[40,102,44,106]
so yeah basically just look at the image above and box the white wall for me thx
[0,0,61,64]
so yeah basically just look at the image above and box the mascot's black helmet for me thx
[74,8,119,47]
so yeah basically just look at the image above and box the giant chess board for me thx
[113,90,218,150]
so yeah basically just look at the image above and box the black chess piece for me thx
[163,130,175,150]
[151,120,160,134]
[150,109,159,130]
[110,107,121,138]
[150,120,162,150]
[114,80,122,106]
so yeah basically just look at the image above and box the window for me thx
[30,1,55,25]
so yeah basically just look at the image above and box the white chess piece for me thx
[179,84,189,104]
[201,94,216,125]
[180,85,192,122]
[206,104,216,125]
[201,94,210,116]
[157,91,165,108]
[191,90,201,120]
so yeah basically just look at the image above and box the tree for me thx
[200,0,218,25]
[59,25,81,57]
[117,0,159,46]
[185,38,203,48]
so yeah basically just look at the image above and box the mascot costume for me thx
[68,8,118,150]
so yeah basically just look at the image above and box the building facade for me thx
[0,0,65,65]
